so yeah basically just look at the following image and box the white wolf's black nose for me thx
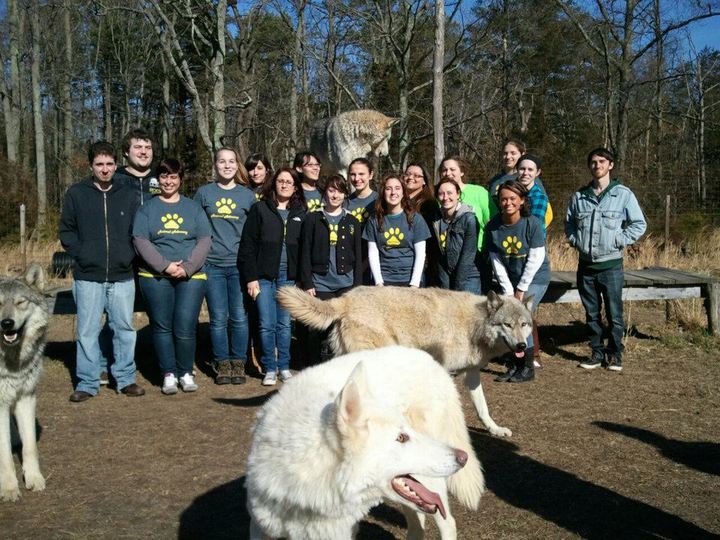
[1,319,14,331]
[454,449,468,466]
[516,342,526,352]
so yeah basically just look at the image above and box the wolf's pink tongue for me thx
[515,351,525,358]
[403,476,447,519]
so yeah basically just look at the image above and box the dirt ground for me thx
[1,301,719,539]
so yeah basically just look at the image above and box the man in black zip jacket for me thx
[59,141,145,402]
[115,128,160,205]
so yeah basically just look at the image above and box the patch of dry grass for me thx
[547,230,720,332]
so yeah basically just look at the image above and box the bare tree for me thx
[29,0,47,228]
[60,0,74,189]
[685,49,720,203]
[555,0,720,164]
[143,0,228,156]
[1,0,23,163]
[432,0,445,182]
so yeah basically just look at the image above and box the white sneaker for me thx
[179,373,198,392]
[279,369,293,382]
[162,373,178,395]
[262,372,277,386]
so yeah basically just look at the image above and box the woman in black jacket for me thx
[299,175,362,363]
[238,167,306,386]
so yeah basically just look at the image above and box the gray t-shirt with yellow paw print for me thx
[195,182,255,266]
[363,212,430,283]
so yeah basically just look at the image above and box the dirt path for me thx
[1,305,719,539]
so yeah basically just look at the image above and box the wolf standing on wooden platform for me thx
[278,286,534,437]
[310,109,398,179]
[0,264,48,502]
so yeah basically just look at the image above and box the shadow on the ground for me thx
[178,476,248,539]
[594,421,720,476]
[177,475,399,539]
[212,393,276,408]
[471,428,716,539]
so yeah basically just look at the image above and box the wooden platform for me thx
[47,266,720,335]
[543,266,720,335]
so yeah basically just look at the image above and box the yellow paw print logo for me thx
[439,231,447,250]
[215,197,236,214]
[502,235,522,254]
[329,224,339,245]
[384,227,404,246]
[255,192,263,201]
[351,207,369,223]
[161,213,183,229]
[307,199,323,212]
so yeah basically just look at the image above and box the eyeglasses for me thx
[276,179,295,185]
[303,163,321,169]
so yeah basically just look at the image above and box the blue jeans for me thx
[458,276,482,295]
[255,273,293,372]
[577,264,625,356]
[204,264,248,364]
[524,281,549,349]
[72,279,137,394]
[139,276,206,377]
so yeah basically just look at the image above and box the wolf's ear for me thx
[24,263,46,293]
[523,295,534,312]
[387,117,400,128]
[336,362,370,432]
[485,290,502,312]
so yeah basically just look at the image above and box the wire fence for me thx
[527,168,720,240]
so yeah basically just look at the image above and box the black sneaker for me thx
[99,371,109,386]
[509,365,535,383]
[214,360,232,385]
[606,355,623,372]
[579,352,604,370]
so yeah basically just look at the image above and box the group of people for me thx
[59,128,647,401]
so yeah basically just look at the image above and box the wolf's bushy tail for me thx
[440,394,485,510]
[276,286,339,330]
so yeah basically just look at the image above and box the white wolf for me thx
[246,346,484,540]
[0,264,48,502]
[310,109,398,179]
[277,286,535,438]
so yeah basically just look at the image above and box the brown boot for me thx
[230,360,247,385]
[214,360,232,385]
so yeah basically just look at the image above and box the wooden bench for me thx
[542,267,720,335]
[48,266,720,335]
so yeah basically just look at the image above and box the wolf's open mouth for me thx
[502,336,525,358]
[391,475,447,519]
[2,329,21,346]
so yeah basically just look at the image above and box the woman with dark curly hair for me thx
[238,167,307,385]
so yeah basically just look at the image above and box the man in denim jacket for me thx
[565,148,647,372]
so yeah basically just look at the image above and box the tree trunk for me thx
[211,0,227,150]
[289,2,306,156]
[30,0,47,228]
[3,0,22,162]
[161,54,171,152]
[432,0,445,184]
[697,60,706,202]
[61,0,74,189]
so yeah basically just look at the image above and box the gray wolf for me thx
[278,286,534,437]
[310,109,398,179]
[246,346,484,540]
[0,264,48,502]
